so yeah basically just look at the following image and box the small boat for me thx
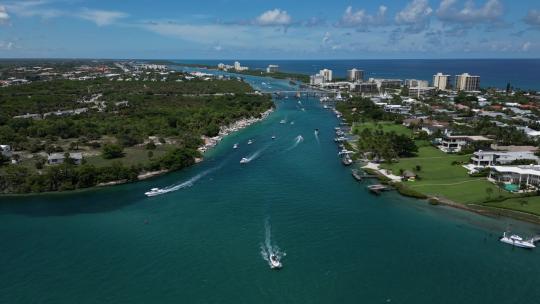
[272,135,276,140]
[352,169,363,181]
[323,105,329,109]
[367,184,389,195]
[145,188,163,197]
[342,155,353,166]
[269,254,282,269]
[314,128,319,135]
[499,232,536,249]
[240,157,249,164]
[233,143,239,149]
[290,121,295,125]
[280,119,286,124]
[247,139,253,145]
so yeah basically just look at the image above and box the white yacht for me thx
[240,157,249,164]
[500,232,536,249]
[145,188,164,197]
[233,143,239,149]
[247,139,253,145]
[269,254,282,269]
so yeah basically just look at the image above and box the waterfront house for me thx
[471,149,539,167]
[489,165,540,190]
[438,135,491,153]
[47,153,83,165]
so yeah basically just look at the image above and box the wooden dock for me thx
[351,170,378,181]
[367,184,390,195]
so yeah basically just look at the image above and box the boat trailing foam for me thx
[260,218,284,269]
[145,165,221,197]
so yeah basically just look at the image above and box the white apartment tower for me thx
[433,73,451,91]
[455,73,480,91]
[319,69,333,82]
[347,68,364,82]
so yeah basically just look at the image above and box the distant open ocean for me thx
[176,59,540,91]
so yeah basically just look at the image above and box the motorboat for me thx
[233,143,239,149]
[240,157,249,164]
[323,105,329,109]
[290,121,295,125]
[247,139,253,145]
[314,128,319,135]
[280,119,286,124]
[272,135,276,140]
[145,188,164,197]
[269,254,282,269]
[499,232,536,249]
[342,155,353,166]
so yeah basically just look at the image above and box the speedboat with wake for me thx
[269,254,282,269]
[314,128,319,135]
[499,232,536,249]
[240,157,249,164]
[145,187,165,197]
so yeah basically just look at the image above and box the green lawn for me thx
[381,146,512,204]
[85,145,170,167]
[353,121,412,136]
[483,196,540,216]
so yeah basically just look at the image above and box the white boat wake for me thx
[240,145,269,164]
[286,135,304,151]
[260,218,285,269]
[146,165,221,196]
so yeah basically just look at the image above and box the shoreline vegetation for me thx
[0,62,273,194]
[335,98,540,224]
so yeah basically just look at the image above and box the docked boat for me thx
[323,105,329,109]
[240,157,249,164]
[145,187,164,197]
[342,155,353,166]
[233,143,239,149]
[269,254,282,269]
[499,232,536,249]
[247,139,253,145]
[351,169,363,181]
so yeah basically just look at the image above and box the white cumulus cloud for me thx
[524,9,540,27]
[395,0,433,32]
[337,5,387,28]
[78,9,128,26]
[255,9,291,26]
[436,0,503,24]
[0,5,10,24]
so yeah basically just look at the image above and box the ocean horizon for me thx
[176,58,540,91]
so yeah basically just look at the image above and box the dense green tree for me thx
[102,144,124,159]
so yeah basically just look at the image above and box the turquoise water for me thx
[1,72,540,303]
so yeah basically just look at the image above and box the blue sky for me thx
[0,0,539,59]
